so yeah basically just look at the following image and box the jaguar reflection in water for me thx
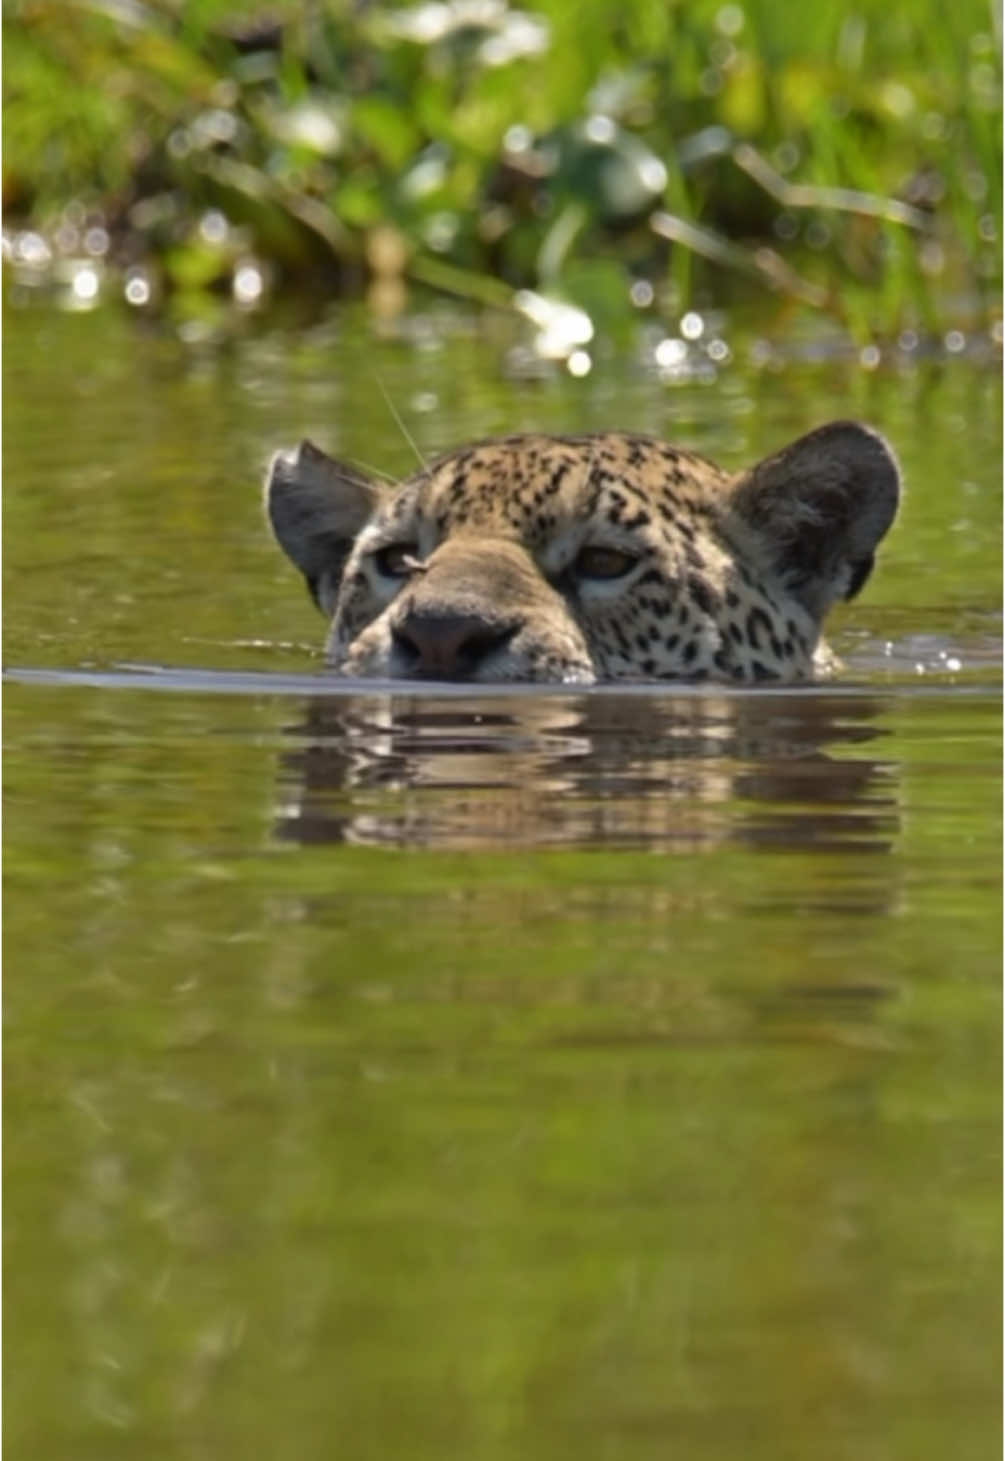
[274,689,900,877]
[264,422,900,684]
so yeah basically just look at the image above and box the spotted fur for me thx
[265,422,900,684]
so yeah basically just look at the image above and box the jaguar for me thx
[265,420,900,684]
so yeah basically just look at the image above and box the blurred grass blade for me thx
[650,211,829,307]
[732,143,929,230]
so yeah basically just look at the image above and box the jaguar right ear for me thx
[265,441,384,614]
[725,421,901,622]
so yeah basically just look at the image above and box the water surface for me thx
[4,302,1001,1460]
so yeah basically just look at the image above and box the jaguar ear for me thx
[265,441,383,614]
[725,421,901,621]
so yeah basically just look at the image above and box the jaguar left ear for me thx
[265,441,383,614]
[725,421,901,621]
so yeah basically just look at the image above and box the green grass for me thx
[4,0,1001,338]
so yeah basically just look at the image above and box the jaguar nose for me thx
[392,610,518,679]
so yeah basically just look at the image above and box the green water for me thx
[4,302,1001,1459]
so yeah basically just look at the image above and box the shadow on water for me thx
[274,687,900,862]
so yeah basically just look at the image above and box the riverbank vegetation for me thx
[5,0,1001,344]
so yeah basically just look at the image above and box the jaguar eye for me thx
[572,545,637,580]
[374,543,421,578]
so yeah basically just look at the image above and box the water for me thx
[4,302,1001,1459]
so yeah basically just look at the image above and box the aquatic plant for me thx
[4,0,1001,347]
